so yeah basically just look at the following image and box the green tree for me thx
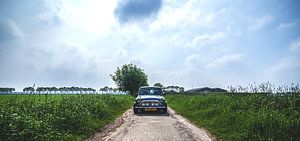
[23,87,35,93]
[154,82,163,88]
[111,63,148,96]
[0,87,15,93]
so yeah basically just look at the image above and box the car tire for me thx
[162,108,167,113]
[133,108,139,114]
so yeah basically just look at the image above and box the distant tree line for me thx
[99,86,121,94]
[23,87,35,93]
[163,85,185,93]
[153,82,185,93]
[0,87,15,93]
[2,82,299,95]
[184,87,227,93]
[22,86,97,94]
[1,86,128,95]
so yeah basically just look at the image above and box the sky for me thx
[0,0,300,91]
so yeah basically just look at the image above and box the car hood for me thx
[136,95,164,101]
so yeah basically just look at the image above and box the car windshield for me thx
[138,87,163,95]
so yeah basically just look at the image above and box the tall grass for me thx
[228,82,300,94]
[0,94,133,140]
[166,93,300,141]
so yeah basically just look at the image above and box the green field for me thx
[0,94,65,103]
[0,94,133,140]
[166,93,300,141]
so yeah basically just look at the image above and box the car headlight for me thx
[141,103,145,106]
[134,100,140,104]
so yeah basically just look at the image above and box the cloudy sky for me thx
[0,0,300,91]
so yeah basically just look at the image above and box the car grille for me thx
[140,101,161,107]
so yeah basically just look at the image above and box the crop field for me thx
[0,94,65,103]
[166,93,300,141]
[0,94,133,140]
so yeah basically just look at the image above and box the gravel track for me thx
[86,107,216,141]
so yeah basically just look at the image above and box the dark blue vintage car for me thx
[133,86,167,114]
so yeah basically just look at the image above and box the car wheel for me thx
[162,108,167,113]
[133,108,139,114]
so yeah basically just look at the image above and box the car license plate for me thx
[145,108,157,111]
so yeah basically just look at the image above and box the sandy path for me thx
[86,108,216,141]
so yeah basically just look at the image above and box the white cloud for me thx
[149,70,189,87]
[37,0,63,24]
[39,0,117,34]
[0,19,24,40]
[264,56,300,83]
[248,15,273,30]
[184,54,201,66]
[7,19,24,39]
[115,48,128,58]
[130,57,144,66]
[25,41,92,73]
[290,37,300,52]
[266,56,300,73]
[201,13,215,27]
[191,32,225,47]
[206,53,244,69]
[80,0,117,34]
[277,22,296,30]
[158,1,195,28]
[149,0,216,32]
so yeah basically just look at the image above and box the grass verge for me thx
[166,93,300,141]
[0,94,133,140]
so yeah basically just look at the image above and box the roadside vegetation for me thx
[0,94,133,141]
[166,93,300,141]
[0,63,147,141]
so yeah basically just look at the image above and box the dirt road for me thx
[86,108,216,141]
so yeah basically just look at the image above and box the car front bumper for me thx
[134,106,167,109]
